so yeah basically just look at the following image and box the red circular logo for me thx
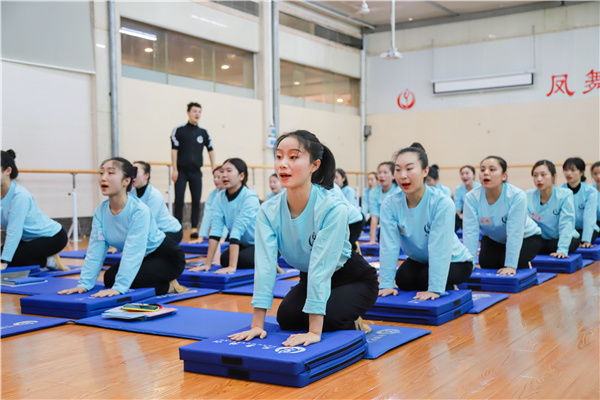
[397,89,415,110]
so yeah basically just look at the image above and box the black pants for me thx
[538,237,581,255]
[104,237,185,295]
[277,252,379,332]
[220,243,255,269]
[349,220,364,252]
[2,228,68,267]
[576,228,600,244]
[479,235,542,270]
[455,213,463,231]
[174,169,202,228]
[395,258,473,291]
[165,229,183,244]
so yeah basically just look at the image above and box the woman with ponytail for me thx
[1,150,69,270]
[229,130,378,347]
[59,157,186,297]
[425,164,452,198]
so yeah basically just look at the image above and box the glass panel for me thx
[280,60,305,99]
[120,19,166,72]
[333,74,360,107]
[167,31,214,81]
[215,45,254,89]
[304,66,333,104]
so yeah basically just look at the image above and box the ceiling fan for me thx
[380,0,402,59]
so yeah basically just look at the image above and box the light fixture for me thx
[221,65,230,70]
[144,48,153,53]
[380,0,402,60]
[96,43,106,49]
[336,98,344,103]
[432,72,534,94]
[357,0,370,14]
[186,57,194,62]
[293,81,301,86]
[408,17,413,21]
[119,27,157,41]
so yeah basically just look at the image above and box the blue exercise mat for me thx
[536,272,557,285]
[364,299,474,326]
[363,324,431,359]
[359,244,379,256]
[464,268,538,286]
[179,322,366,388]
[531,254,582,274]
[58,249,87,259]
[1,277,103,296]
[180,265,254,284]
[178,241,229,255]
[358,233,370,242]
[1,313,71,338]
[1,265,41,275]
[20,287,155,319]
[31,266,84,278]
[59,250,199,264]
[144,288,219,304]
[582,259,594,268]
[222,279,298,298]
[276,268,300,279]
[575,246,600,261]
[76,306,277,340]
[466,293,510,314]
[369,290,473,316]
[458,274,538,293]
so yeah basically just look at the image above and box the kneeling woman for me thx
[463,156,542,275]
[190,158,260,274]
[229,130,378,347]
[1,150,69,270]
[379,143,473,300]
[527,160,580,258]
[132,161,183,243]
[59,158,185,297]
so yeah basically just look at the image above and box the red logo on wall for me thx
[397,89,415,109]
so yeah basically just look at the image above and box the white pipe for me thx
[108,0,119,157]
[390,0,396,51]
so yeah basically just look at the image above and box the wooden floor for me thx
[2,234,599,399]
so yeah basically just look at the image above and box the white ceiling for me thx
[299,1,567,30]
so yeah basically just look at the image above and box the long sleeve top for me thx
[331,184,363,224]
[133,184,181,234]
[561,182,600,243]
[341,185,358,207]
[252,184,351,315]
[210,186,260,246]
[78,195,165,293]
[379,185,473,293]
[526,187,579,255]
[361,187,372,217]
[435,183,452,198]
[1,181,62,262]
[463,183,541,269]
[454,182,482,212]
[198,188,221,238]
[369,183,401,218]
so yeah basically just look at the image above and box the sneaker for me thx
[45,256,59,271]
[354,316,372,334]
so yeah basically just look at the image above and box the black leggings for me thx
[479,235,542,270]
[395,258,473,291]
[220,243,255,269]
[277,252,379,332]
[538,237,581,255]
[104,237,185,295]
[2,228,68,267]
[576,228,600,244]
[165,229,183,244]
[455,213,463,231]
[174,169,203,228]
[349,220,364,252]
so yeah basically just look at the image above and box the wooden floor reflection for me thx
[2,235,598,399]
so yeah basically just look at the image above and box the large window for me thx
[120,19,255,96]
[280,60,359,111]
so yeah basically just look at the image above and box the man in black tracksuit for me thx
[171,102,216,238]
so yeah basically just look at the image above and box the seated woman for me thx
[527,160,580,258]
[189,158,260,274]
[561,157,599,247]
[379,143,473,300]
[229,130,378,347]
[335,168,358,206]
[463,156,542,275]
[267,173,283,200]
[366,161,401,245]
[453,165,481,231]
[132,161,183,243]
[59,157,186,297]
[361,171,378,223]
[425,164,452,198]
[1,150,69,271]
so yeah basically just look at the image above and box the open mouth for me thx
[400,182,410,189]
[279,173,291,180]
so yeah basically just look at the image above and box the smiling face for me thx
[460,167,474,186]
[395,151,428,195]
[220,162,243,192]
[532,164,554,191]
[132,163,149,189]
[563,165,583,186]
[479,158,506,189]
[275,136,320,190]
[378,164,394,189]
[99,160,129,197]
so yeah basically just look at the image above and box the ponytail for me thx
[1,149,18,179]
[314,145,336,189]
